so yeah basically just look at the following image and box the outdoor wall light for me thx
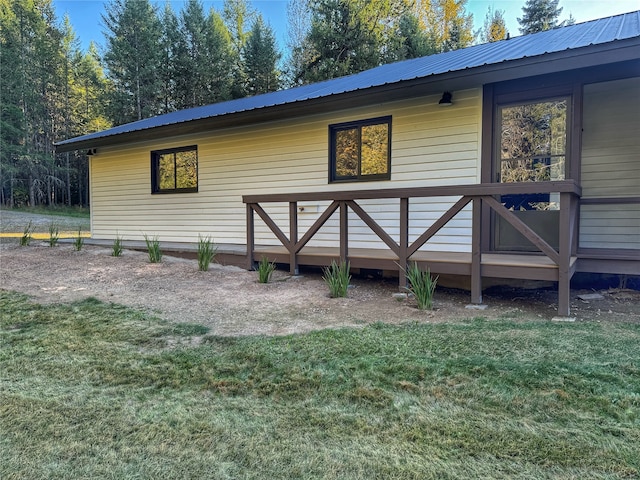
[438,91,453,106]
[86,148,97,156]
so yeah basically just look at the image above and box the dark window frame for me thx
[151,145,198,194]
[329,116,392,183]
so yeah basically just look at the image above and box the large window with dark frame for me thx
[151,145,198,194]
[329,116,391,183]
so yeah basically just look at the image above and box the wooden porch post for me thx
[246,203,255,270]
[289,201,299,275]
[470,197,483,304]
[340,201,348,263]
[557,192,572,317]
[399,197,409,289]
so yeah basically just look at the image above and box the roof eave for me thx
[54,37,640,154]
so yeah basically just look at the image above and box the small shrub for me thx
[257,256,276,283]
[144,234,162,263]
[197,235,217,271]
[48,222,59,247]
[73,227,84,251]
[323,260,351,298]
[405,262,438,310]
[112,235,123,257]
[20,221,34,246]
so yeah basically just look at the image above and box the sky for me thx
[52,0,640,54]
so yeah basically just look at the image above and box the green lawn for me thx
[1,290,638,479]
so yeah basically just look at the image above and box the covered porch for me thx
[244,181,582,317]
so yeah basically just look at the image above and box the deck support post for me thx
[246,203,255,270]
[470,197,483,304]
[340,201,348,264]
[289,201,299,275]
[557,192,572,317]
[399,197,409,289]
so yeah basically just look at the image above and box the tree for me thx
[223,0,254,97]
[244,17,281,95]
[415,0,475,53]
[103,0,163,124]
[158,3,181,113]
[481,6,508,43]
[295,0,394,83]
[518,0,562,35]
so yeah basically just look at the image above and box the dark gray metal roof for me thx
[55,10,640,151]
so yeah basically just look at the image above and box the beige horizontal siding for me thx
[579,77,640,251]
[90,89,481,250]
[579,204,640,250]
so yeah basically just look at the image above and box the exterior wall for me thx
[90,89,482,252]
[580,77,640,250]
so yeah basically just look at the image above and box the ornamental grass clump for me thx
[48,222,59,247]
[73,227,84,251]
[197,235,217,271]
[20,221,34,246]
[144,234,162,263]
[323,260,351,298]
[257,256,276,283]
[111,235,123,257]
[405,261,438,310]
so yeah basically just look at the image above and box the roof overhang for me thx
[54,37,640,154]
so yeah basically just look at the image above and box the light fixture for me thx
[86,148,97,156]
[438,91,453,106]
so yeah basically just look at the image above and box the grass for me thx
[47,222,59,247]
[4,205,90,218]
[323,259,351,297]
[197,235,217,271]
[405,262,438,310]
[257,256,276,283]
[112,235,123,257]
[143,234,162,263]
[19,221,34,246]
[1,290,639,479]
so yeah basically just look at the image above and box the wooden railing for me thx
[244,181,582,316]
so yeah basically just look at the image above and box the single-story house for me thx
[55,11,640,317]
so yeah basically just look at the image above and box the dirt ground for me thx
[1,238,639,336]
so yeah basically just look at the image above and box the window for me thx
[329,116,391,183]
[151,146,198,194]
[497,98,568,210]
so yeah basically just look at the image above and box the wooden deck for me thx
[244,182,583,316]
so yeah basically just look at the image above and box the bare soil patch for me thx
[1,240,638,336]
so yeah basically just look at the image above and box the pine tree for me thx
[244,17,281,95]
[159,3,181,113]
[103,0,163,123]
[518,0,562,35]
[296,0,393,83]
[223,0,254,98]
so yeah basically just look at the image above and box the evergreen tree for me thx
[159,3,181,113]
[0,0,66,206]
[481,6,508,43]
[244,17,281,95]
[223,0,254,97]
[296,0,395,83]
[103,0,162,123]
[394,12,434,60]
[518,0,562,34]
[202,9,234,104]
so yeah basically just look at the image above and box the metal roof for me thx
[55,10,640,151]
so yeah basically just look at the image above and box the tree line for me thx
[1,0,570,208]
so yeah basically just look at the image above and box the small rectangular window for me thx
[330,116,391,183]
[151,146,198,194]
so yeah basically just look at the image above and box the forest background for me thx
[0,0,617,208]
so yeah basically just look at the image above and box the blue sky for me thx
[53,0,640,54]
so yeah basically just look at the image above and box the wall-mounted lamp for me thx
[86,148,97,156]
[438,91,453,107]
